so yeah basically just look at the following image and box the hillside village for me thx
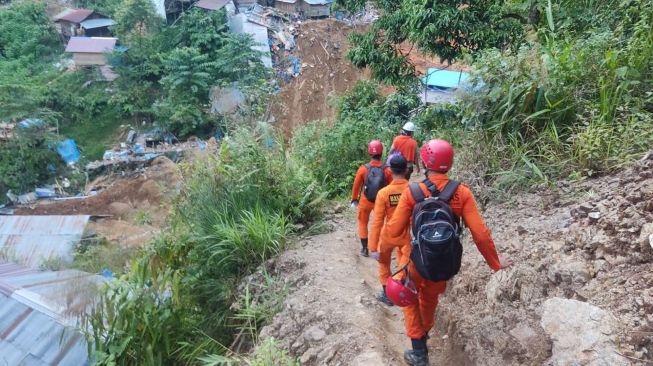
[0,0,652,365]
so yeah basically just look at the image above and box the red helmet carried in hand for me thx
[386,272,418,307]
[368,140,383,155]
[420,139,454,172]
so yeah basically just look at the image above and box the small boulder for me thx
[638,223,653,252]
[303,325,326,343]
[541,298,628,366]
[108,202,131,218]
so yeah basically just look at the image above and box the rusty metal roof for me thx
[53,8,94,24]
[64,37,117,54]
[0,215,90,269]
[0,261,102,365]
[195,0,230,10]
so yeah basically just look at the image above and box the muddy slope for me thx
[257,152,653,365]
[270,19,369,136]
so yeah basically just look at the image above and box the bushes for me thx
[84,126,325,364]
[0,128,64,197]
[455,10,653,186]
[292,81,418,196]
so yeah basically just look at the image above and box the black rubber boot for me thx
[376,286,394,306]
[404,338,429,366]
[360,238,369,257]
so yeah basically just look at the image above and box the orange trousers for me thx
[356,198,375,239]
[377,241,408,286]
[401,262,447,339]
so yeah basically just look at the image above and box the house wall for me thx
[301,2,330,17]
[275,1,299,13]
[56,21,82,39]
[73,53,107,66]
[238,0,258,6]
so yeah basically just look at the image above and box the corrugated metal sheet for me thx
[0,216,90,269]
[0,261,103,366]
[229,14,272,68]
[150,0,166,19]
[64,37,117,54]
[53,8,94,24]
[80,18,116,29]
[302,0,332,5]
[195,0,230,10]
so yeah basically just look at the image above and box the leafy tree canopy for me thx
[344,0,527,86]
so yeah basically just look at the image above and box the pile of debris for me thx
[87,127,212,172]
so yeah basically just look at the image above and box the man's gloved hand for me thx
[350,200,359,209]
[370,251,380,261]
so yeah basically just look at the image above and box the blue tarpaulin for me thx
[422,68,470,89]
[18,118,46,129]
[57,139,81,165]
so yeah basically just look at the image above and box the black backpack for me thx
[363,164,387,202]
[409,179,462,282]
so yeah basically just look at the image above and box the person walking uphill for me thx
[368,155,411,306]
[351,140,393,257]
[385,139,513,366]
[388,122,420,179]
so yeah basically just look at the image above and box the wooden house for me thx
[64,37,117,66]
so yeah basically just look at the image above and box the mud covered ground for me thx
[252,152,653,365]
[270,19,369,136]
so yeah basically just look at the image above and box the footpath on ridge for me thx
[254,152,653,365]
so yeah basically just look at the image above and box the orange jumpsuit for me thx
[391,135,419,165]
[369,178,411,285]
[385,174,501,340]
[351,160,393,240]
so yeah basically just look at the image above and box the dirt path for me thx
[260,207,455,365]
[258,151,653,366]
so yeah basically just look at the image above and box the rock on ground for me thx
[541,298,627,366]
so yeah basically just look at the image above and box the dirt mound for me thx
[16,156,179,217]
[15,156,181,248]
[271,19,369,135]
[435,152,653,364]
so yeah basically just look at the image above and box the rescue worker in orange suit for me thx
[368,155,411,306]
[388,122,420,179]
[385,139,513,366]
[351,140,393,257]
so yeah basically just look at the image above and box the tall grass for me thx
[83,126,325,365]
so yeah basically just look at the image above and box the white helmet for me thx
[402,122,416,132]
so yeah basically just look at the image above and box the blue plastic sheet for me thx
[421,68,470,89]
[57,139,81,165]
[18,118,46,129]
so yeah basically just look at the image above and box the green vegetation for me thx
[84,126,325,364]
[200,338,299,366]
[0,0,266,198]
[72,238,138,274]
[292,81,420,196]
[333,0,653,192]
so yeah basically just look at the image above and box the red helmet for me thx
[420,139,454,172]
[368,140,383,155]
[386,275,418,307]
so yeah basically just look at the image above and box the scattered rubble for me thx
[270,19,370,135]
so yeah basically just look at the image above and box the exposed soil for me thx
[399,43,469,75]
[15,156,182,247]
[255,209,456,365]
[270,19,370,136]
[252,152,653,365]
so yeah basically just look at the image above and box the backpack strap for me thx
[409,183,425,203]
[423,178,439,196]
[438,180,460,203]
